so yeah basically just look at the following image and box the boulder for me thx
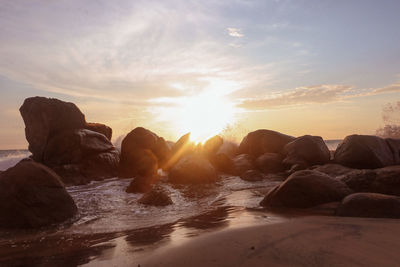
[203,135,223,158]
[43,129,119,185]
[339,165,400,196]
[19,96,86,161]
[260,170,352,208]
[240,169,266,182]
[119,127,170,177]
[216,140,238,158]
[85,122,112,140]
[210,153,235,174]
[334,135,398,169]
[168,154,217,184]
[138,187,173,206]
[309,164,354,177]
[232,154,254,175]
[283,135,330,167]
[337,193,400,219]
[0,161,77,228]
[255,153,285,174]
[238,129,295,157]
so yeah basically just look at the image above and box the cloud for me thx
[227,27,244,37]
[240,84,353,109]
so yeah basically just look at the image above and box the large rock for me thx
[283,135,330,167]
[126,175,160,193]
[85,122,112,140]
[203,135,223,158]
[210,153,235,174]
[310,164,354,177]
[334,135,399,169]
[119,127,170,177]
[232,154,255,175]
[240,169,266,182]
[19,97,86,161]
[337,193,400,219]
[255,153,285,174]
[0,161,77,228]
[138,186,173,206]
[168,154,217,184]
[260,170,352,208]
[238,129,295,157]
[339,165,400,196]
[43,129,119,185]
[216,140,238,158]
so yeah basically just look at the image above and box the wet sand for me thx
[137,216,400,267]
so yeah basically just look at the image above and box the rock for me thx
[203,135,223,158]
[233,154,255,175]
[337,193,400,219]
[43,129,119,185]
[0,161,77,228]
[240,169,266,182]
[168,154,217,184]
[238,129,295,157]
[339,165,400,196]
[119,127,170,177]
[283,135,330,167]
[216,141,238,158]
[126,175,160,193]
[138,187,173,206]
[260,170,352,208]
[255,153,285,174]
[19,96,86,161]
[310,164,354,177]
[210,153,235,174]
[85,122,112,140]
[334,135,398,169]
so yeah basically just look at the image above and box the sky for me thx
[1,0,400,149]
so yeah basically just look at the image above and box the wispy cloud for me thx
[227,27,244,37]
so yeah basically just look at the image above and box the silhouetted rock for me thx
[138,187,173,206]
[43,129,119,185]
[126,175,160,193]
[255,153,285,174]
[238,129,295,157]
[310,164,354,177]
[216,141,238,158]
[283,135,330,168]
[85,122,112,140]
[334,135,399,169]
[119,127,170,177]
[339,165,400,196]
[233,154,254,175]
[0,161,77,228]
[19,96,86,161]
[169,154,217,184]
[337,193,400,218]
[240,169,266,182]
[210,153,235,174]
[203,135,223,158]
[260,170,352,208]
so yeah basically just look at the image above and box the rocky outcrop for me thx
[337,193,400,219]
[310,164,354,177]
[19,97,119,185]
[119,127,170,178]
[168,154,217,184]
[203,135,223,158]
[255,153,285,174]
[232,154,254,175]
[283,135,330,168]
[19,97,86,161]
[138,187,173,206]
[339,165,400,196]
[126,175,160,193]
[85,122,112,140]
[238,129,295,157]
[334,135,399,169]
[0,161,77,228]
[216,141,238,158]
[210,153,235,174]
[260,170,352,208]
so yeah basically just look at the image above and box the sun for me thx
[176,93,236,143]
